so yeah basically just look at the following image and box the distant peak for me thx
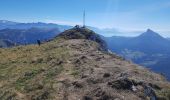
[147,29,153,32]
[144,29,159,35]
[138,29,164,39]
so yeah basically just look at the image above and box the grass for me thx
[46,65,64,78]
[0,38,72,99]
[15,68,44,91]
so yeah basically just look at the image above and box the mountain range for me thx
[0,28,60,45]
[0,20,72,32]
[0,20,71,47]
[0,20,122,41]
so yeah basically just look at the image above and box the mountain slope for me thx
[0,28,170,100]
[128,29,170,54]
[104,29,170,80]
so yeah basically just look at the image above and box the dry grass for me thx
[0,38,74,99]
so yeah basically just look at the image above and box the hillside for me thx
[0,27,170,100]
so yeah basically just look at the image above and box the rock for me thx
[119,72,129,79]
[144,85,157,100]
[94,65,99,68]
[72,81,83,88]
[108,79,133,90]
[148,83,161,90]
[57,61,63,65]
[81,56,87,59]
[75,59,81,64]
[131,85,137,92]
[83,96,93,100]
[93,88,105,97]
[103,73,111,78]
[95,57,102,61]
[99,95,113,100]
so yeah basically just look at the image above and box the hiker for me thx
[37,40,41,46]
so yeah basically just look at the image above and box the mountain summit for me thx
[58,26,108,51]
[0,28,170,99]
[139,29,164,40]
[147,29,154,32]
[130,29,170,53]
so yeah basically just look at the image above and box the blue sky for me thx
[0,0,170,37]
